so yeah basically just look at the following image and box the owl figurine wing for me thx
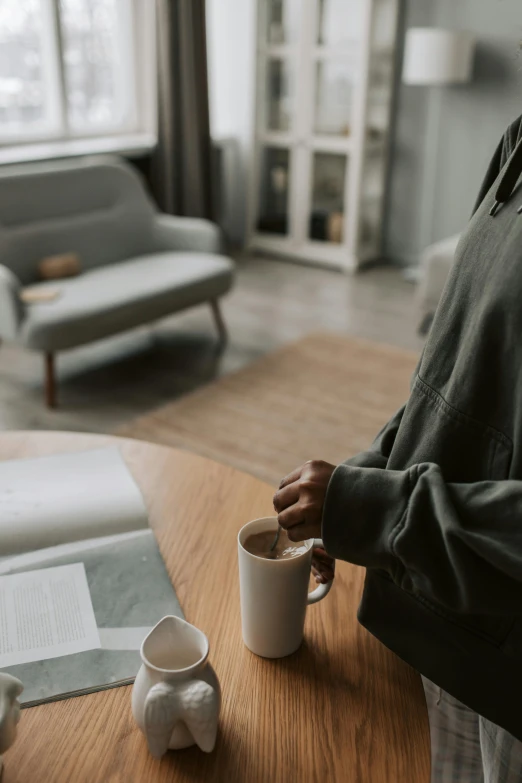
[144,680,219,758]
[177,679,220,753]
[144,682,182,759]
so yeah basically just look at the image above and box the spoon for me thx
[270,524,282,552]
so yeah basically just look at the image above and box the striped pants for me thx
[423,677,522,782]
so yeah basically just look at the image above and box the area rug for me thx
[119,333,419,486]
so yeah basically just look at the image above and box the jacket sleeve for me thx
[343,405,406,470]
[322,462,522,616]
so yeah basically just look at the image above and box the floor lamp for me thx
[402,28,475,267]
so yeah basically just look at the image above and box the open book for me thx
[0,449,183,707]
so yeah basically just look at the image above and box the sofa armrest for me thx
[417,234,460,313]
[0,265,23,340]
[152,214,222,254]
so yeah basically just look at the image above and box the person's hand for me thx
[273,460,336,542]
[312,545,335,585]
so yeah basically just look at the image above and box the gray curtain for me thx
[153,0,214,220]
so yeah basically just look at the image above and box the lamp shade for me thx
[402,28,475,86]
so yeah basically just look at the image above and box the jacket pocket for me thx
[389,376,512,483]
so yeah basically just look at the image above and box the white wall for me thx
[386,0,522,265]
[206,0,257,245]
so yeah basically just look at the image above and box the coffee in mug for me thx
[243,528,308,560]
[238,516,333,658]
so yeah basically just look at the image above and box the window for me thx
[0,0,154,147]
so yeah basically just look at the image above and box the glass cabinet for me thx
[249,0,399,271]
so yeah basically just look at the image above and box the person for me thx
[273,116,522,782]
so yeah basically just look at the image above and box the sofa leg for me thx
[44,353,57,409]
[210,300,228,345]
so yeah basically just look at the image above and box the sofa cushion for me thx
[20,252,235,352]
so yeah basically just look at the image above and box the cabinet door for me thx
[265,0,300,45]
[316,0,365,49]
[306,150,349,245]
[313,59,355,138]
[294,0,362,261]
[253,0,301,243]
[357,0,399,261]
[264,57,293,133]
[252,0,397,268]
[256,145,292,237]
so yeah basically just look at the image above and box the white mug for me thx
[238,516,333,658]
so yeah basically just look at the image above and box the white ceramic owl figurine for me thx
[132,616,221,758]
[0,673,23,778]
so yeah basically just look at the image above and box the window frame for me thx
[0,0,157,152]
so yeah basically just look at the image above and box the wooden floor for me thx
[0,255,424,434]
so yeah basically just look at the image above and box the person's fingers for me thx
[312,566,334,581]
[311,553,335,582]
[273,482,299,513]
[312,565,331,584]
[312,568,323,583]
[312,562,330,576]
[311,556,333,573]
[278,465,304,490]
[311,550,333,565]
[312,564,334,579]
[277,503,304,531]
[319,570,334,582]
[311,549,330,564]
[277,506,316,541]
[286,523,311,542]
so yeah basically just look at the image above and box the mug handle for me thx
[307,538,333,605]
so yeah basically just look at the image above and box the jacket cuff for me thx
[321,464,411,569]
[343,450,388,470]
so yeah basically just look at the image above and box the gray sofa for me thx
[0,156,235,407]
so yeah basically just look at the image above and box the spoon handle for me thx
[269,525,282,552]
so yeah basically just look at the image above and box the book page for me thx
[0,449,148,556]
[0,563,101,668]
[0,529,151,576]
[0,530,184,707]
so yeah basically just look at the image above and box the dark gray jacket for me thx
[323,117,522,739]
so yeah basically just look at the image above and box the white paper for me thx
[0,563,101,667]
[0,448,148,556]
[0,529,152,576]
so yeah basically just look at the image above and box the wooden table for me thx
[1,432,430,783]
